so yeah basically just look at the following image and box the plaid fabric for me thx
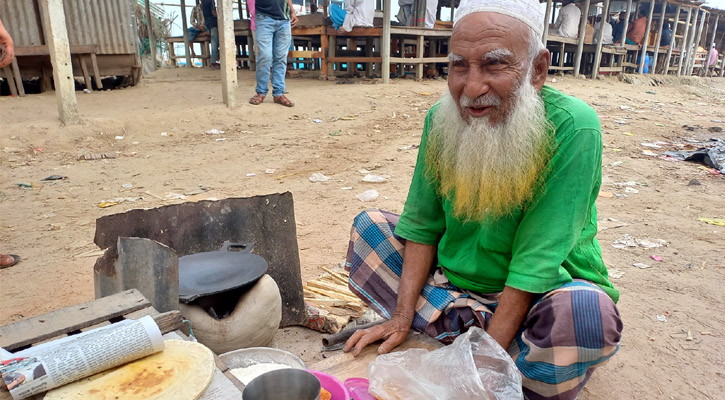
[345,209,622,400]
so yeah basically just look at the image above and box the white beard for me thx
[425,75,553,221]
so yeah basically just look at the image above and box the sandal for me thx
[249,93,265,105]
[0,254,20,269]
[273,95,295,107]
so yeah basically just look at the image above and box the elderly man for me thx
[343,0,622,399]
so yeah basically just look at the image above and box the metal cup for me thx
[242,368,321,400]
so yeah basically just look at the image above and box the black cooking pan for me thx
[178,241,268,303]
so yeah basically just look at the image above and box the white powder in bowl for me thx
[230,363,292,385]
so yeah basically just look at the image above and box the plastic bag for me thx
[367,328,522,400]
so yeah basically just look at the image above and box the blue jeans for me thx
[210,27,219,64]
[255,13,291,97]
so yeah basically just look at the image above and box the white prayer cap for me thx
[453,0,545,39]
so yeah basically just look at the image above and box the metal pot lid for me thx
[178,241,268,303]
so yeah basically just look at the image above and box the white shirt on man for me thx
[342,0,375,31]
[593,21,613,45]
[551,3,581,38]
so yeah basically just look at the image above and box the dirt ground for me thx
[1,68,723,399]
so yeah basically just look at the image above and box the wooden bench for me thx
[546,35,581,73]
[166,20,255,69]
[1,44,101,97]
[326,26,383,78]
[389,26,451,79]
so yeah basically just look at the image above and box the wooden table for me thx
[0,289,244,400]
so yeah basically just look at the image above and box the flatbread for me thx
[44,340,215,400]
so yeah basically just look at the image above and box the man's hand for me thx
[0,20,15,68]
[290,13,299,28]
[486,286,534,350]
[344,314,412,356]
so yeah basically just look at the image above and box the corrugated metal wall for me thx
[0,0,138,55]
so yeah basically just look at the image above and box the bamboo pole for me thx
[382,0,391,83]
[543,0,553,44]
[663,4,680,75]
[39,0,80,124]
[650,0,666,74]
[688,9,706,75]
[677,7,692,76]
[218,0,238,106]
[180,0,192,67]
[620,0,632,48]
[637,0,655,74]
[592,0,611,78]
[573,0,591,77]
[705,14,719,77]
[145,0,157,70]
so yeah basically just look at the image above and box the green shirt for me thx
[395,86,619,303]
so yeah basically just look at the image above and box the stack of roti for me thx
[44,340,214,400]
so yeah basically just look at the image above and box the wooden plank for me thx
[389,26,452,37]
[598,66,624,72]
[14,44,98,56]
[289,50,323,58]
[542,0,552,43]
[292,26,326,35]
[218,0,237,107]
[678,7,693,76]
[415,35,424,79]
[10,58,25,96]
[637,0,655,74]
[151,310,184,334]
[0,289,150,351]
[2,66,19,96]
[620,0,632,49]
[382,0,391,83]
[79,54,92,90]
[327,26,383,37]
[689,10,707,75]
[573,0,590,77]
[591,0,611,78]
[180,0,192,68]
[651,0,667,74]
[90,53,103,88]
[388,56,448,64]
[39,0,80,124]
[145,0,156,70]
[663,5,681,75]
[327,56,383,63]
[309,332,443,381]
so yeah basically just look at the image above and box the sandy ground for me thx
[1,68,724,399]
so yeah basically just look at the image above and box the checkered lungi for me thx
[345,209,623,400]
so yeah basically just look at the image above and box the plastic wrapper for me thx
[367,328,522,400]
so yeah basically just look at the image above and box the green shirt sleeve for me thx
[505,125,603,293]
[394,106,446,245]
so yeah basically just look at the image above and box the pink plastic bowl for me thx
[307,370,351,400]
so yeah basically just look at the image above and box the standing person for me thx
[343,0,622,398]
[201,0,219,67]
[249,0,298,107]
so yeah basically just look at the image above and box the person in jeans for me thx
[201,0,219,67]
[249,0,298,107]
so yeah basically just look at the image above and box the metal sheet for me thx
[1,0,137,55]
